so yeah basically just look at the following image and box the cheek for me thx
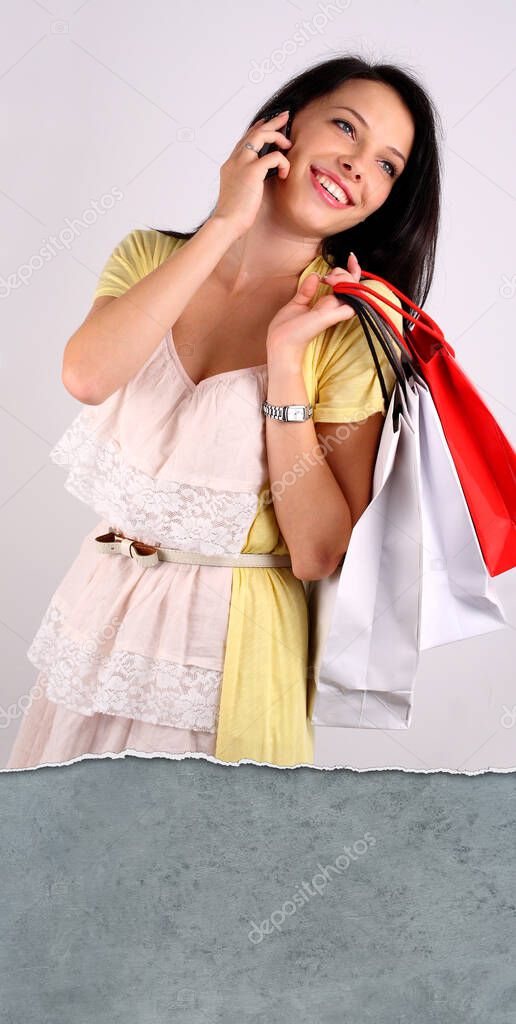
[283,153,306,189]
[366,177,393,210]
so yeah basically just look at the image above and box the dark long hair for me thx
[149,55,443,308]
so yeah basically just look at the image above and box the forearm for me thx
[63,215,238,404]
[264,358,352,580]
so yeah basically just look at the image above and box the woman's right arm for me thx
[62,215,239,405]
[63,110,291,405]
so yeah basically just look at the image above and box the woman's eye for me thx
[333,120,398,178]
[380,160,397,178]
[334,118,354,137]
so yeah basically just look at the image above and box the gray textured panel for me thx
[0,758,514,1023]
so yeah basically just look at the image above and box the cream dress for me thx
[6,229,402,770]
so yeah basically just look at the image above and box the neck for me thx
[212,194,324,295]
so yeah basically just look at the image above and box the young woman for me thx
[7,55,441,771]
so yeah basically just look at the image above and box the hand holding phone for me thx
[212,111,293,238]
[257,109,294,178]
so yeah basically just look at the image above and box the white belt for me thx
[94,531,293,569]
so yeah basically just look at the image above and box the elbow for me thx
[62,345,103,406]
[291,546,347,582]
[61,366,102,405]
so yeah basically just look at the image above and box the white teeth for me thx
[313,171,348,204]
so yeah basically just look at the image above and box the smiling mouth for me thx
[309,166,352,208]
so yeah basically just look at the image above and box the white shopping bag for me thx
[416,376,507,649]
[307,368,507,730]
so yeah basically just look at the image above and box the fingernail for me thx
[349,251,356,260]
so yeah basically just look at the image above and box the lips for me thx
[310,164,355,207]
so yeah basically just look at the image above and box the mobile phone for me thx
[257,108,294,179]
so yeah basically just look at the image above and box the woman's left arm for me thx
[264,255,385,581]
[265,361,385,581]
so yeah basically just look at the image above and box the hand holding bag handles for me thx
[332,272,516,577]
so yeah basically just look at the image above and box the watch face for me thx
[286,406,306,422]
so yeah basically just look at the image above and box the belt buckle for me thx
[114,532,159,562]
[92,530,160,567]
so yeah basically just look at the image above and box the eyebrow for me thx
[330,105,407,165]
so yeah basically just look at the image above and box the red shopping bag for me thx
[333,272,516,577]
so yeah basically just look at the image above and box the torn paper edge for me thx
[2,749,515,774]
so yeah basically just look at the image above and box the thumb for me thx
[293,272,321,306]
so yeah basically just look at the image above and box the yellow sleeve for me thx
[92,228,185,300]
[312,279,404,423]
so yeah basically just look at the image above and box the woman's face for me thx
[270,78,415,238]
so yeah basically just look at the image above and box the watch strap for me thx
[262,400,313,422]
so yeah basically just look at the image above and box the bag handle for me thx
[334,289,417,415]
[361,300,416,391]
[351,270,445,339]
[340,294,408,393]
[333,273,456,361]
[355,304,398,413]
[357,301,416,414]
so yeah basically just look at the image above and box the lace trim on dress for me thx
[27,598,222,732]
[49,412,259,555]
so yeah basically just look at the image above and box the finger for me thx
[321,272,358,287]
[322,261,361,285]
[347,252,361,278]
[256,149,290,176]
[290,272,321,306]
[323,255,361,278]
[312,291,355,314]
[327,304,356,322]
[245,128,292,149]
[248,112,289,134]
[258,110,290,125]
[294,293,357,335]
[321,268,349,282]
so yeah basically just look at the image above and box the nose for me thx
[340,159,362,181]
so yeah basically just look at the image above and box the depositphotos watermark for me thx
[257,404,381,512]
[248,831,376,943]
[249,0,352,83]
[1,186,124,298]
[0,677,47,730]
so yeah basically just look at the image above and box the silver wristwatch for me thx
[262,400,313,423]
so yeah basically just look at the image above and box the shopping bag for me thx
[333,273,516,577]
[415,369,508,649]
[307,366,422,730]
[339,286,508,645]
[307,360,508,730]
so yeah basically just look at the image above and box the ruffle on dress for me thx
[48,333,269,554]
[29,334,275,733]
[26,519,235,731]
